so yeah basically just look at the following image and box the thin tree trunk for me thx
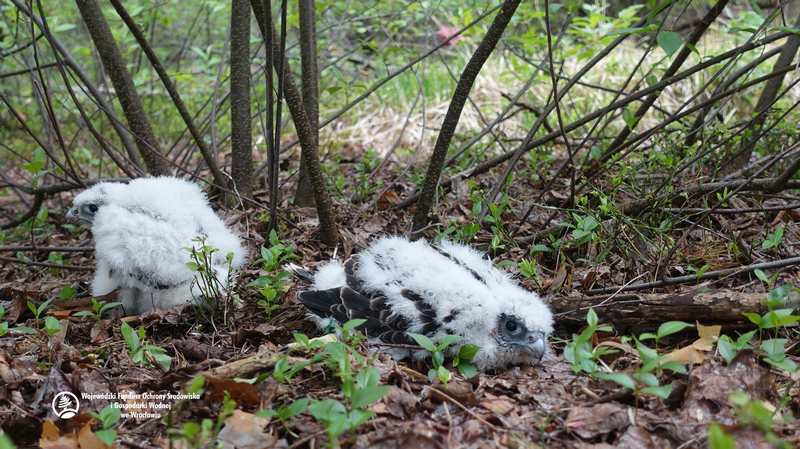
[730,12,800,173]
[250,0,338,246]
[75,0,170,175]
[294,0,318,208]
[410,0,522,235]
[108,0,228,190]
[229,0,253,200]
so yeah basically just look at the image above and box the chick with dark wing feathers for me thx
[289,236,554,370]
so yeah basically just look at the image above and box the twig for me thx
[586,256,800,295]
[661,202,800,214]
[0,256,93,271]
[0,245,91,252]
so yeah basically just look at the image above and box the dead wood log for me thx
[550,290,796,331]
[187,349,305,386]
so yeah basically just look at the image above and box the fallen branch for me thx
[550,289,795,330]
[189,348,305,383]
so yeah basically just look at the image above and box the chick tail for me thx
[285,263,314,284]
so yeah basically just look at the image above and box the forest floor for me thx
[1,159,800,449]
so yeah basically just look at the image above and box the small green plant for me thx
[753,268,779,289]
[717,330,756,364]
[89,404,121,446]
[186,237,236,324]
[569,213,600,247]
[120,322,172,370]
[0,306,7,337]
[566,309,688,399]
[352,148,383,202]
[564,308,615,374]
[74,298,123,321]
[307,319,391,448]
[27,298,53,328]
[250,230,296,318]
[257,398,309,423]
[43,316,62,337]
[639,321,694,346]
[687,263,710,279]
[761,224,784,250]
[728,391,791,449]
[742,285,799,331]
[169,392,235,449]
[707,422,735,449]
[407,333,479,382]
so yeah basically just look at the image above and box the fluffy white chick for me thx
[68,177,246,314]
[291,236,553,370]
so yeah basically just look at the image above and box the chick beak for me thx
[66,206,81,223]
[516,331,546,362]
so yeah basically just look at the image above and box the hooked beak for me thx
[513,331,547,362]
[66,206,86,223]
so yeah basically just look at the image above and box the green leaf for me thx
[457,362,478,379]
[0,431,16,449]
[256,408,277,418]
[708,423,735,449]
[342,318,366,334]
[717,336,736,364]
[660,361,687,374]
[742,312,762,327]
[187,376,205,395]
[656,321,694,339]
[22,148,46,174]
[639,332,657,341]
[753,268,769,284]
[44,316,62,337]
[408,333,436,352]
[586,308,598,328]
[94,429,116,446]
[736,330,756,347]
[457,344,480,362]
[0,322,8,337]
[656,31,682,56]
[146,345,172,370]
[58,286,76,300]
[356,367,381,389]
[98,405,121,428]
[351,385,390,408]
[120,322,140,351]
[595,372,636,390]
[436,365,452,383]
[633,371,659,387]
[760,338,787,361]
[309,399,347,422]
[279,398,309,420]
[98,302,122,317]
[436,334,462,351]
[642,383,673,399]
[622,108,637,128]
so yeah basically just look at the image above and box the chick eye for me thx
[505,319,518,333]
[88,204,98,213]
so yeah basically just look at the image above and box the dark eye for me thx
[505,319,518,333]
[88,204,98,213]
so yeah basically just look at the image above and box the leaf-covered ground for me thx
[1,162,800,449]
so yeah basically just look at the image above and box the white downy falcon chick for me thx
[292,236,554,370]
[68,177,246,314]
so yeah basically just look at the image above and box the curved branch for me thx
[410,0,522,234]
